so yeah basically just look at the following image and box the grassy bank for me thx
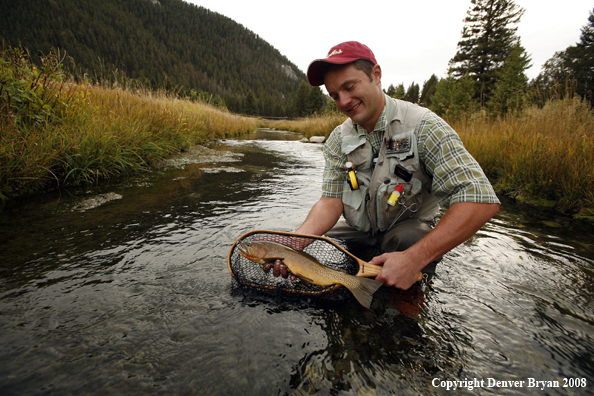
[0,49,257,199]
[1,85,257,199]
[452,97,593,218]
[268,99,594,220]
[269,112,346,138]
[2,48,592,221]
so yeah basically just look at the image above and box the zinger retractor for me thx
[346,162,360,190]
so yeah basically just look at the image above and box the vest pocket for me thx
[385,130,419,174]
[342,181,371,233]
[376,178,424,231]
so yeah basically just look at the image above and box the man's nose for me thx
[337,94,351,108]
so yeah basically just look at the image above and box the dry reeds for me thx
[448,97,593,212]
[267,98,593,214]
[1,82,257,199]
[267,112,346,139]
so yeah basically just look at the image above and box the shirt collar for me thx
[354,105,387,136]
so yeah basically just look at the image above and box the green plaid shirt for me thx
[322,106,500,207]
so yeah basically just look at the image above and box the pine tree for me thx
[385,84,397,98]
[305,86,326,116]
[430,72,477,120]
[395,83,405,100]
[565,9,594,103]
[532,8,594,104]
[420,74,439,107]
[293,81,309,117]
[450,0,526,106]
[244,90,258,116]
[487,41,531,114]
[404,82,420,103]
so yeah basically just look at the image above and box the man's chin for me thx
[349,112,365,125]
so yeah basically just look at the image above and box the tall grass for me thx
[453,97,593,213]
[268,112,346,139]
[2,47,592,216]
[267,99,593,215]
[0,48,257,199]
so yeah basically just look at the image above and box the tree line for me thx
[383,1,594,120]
[0,0,308,117]
[2,0,592,120]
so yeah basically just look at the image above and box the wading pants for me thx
[325,218,439,276]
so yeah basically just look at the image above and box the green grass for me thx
[0,47,257,199]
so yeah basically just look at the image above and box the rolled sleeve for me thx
[418,113,500,207]
[321,126,347,198]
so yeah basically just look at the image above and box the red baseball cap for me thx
[307,41,377,86]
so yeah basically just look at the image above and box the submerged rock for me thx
[72,192,123,212]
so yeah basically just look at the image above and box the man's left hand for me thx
[371,252,421,290]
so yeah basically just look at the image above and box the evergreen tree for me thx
[430,72,477,120]
[420,74,439,107]
[244,90,258,116]
[563,9,594,103]
[532,9,594,104]
[293,81,310,117]
[324,99,339,115]
[261,95,274,116]
[487,41,531,114]
[385,84,397,98]
[395,83,406,100]
[404,82,420,103]
[450,0,526,105]
[305,86,326,115]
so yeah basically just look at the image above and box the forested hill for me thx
[0,0,306,115]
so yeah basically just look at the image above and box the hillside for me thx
[0,0,306,115]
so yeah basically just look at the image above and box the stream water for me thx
[1,129,593,395]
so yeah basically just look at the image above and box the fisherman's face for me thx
[324,63,385,133]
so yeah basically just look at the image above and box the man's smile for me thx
[346,101,362,113]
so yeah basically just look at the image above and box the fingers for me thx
[373,252,419,290]
[280,263,289,278]
[370,253,388,265]
[271,259,291,279]
[273,260,281,277]
[376,269,417,290]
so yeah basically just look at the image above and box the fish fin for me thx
[297,275,315,284]
[344,277,382,309]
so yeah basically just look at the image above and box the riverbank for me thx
[1,48,592,222]
[272,98,594,222]
[1,81,257,200]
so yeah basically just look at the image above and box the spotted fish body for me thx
[238,241,382,308]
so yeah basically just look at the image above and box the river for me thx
[1,129,593,395]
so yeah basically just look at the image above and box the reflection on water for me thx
[0,129,593,395]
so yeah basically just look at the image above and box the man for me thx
[294,41,500,290]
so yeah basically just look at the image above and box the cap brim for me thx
[306,60,329,86]
[306,55,360,86]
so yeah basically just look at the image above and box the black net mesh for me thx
[228,231,361,300]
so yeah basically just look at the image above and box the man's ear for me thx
[372,64,382,85]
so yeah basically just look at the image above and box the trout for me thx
[238,241,382,308]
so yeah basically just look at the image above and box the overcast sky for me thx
[186,0,593,90]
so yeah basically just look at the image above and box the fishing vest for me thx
[340,95,440,235]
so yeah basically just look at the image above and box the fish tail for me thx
[342,276,382,309]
